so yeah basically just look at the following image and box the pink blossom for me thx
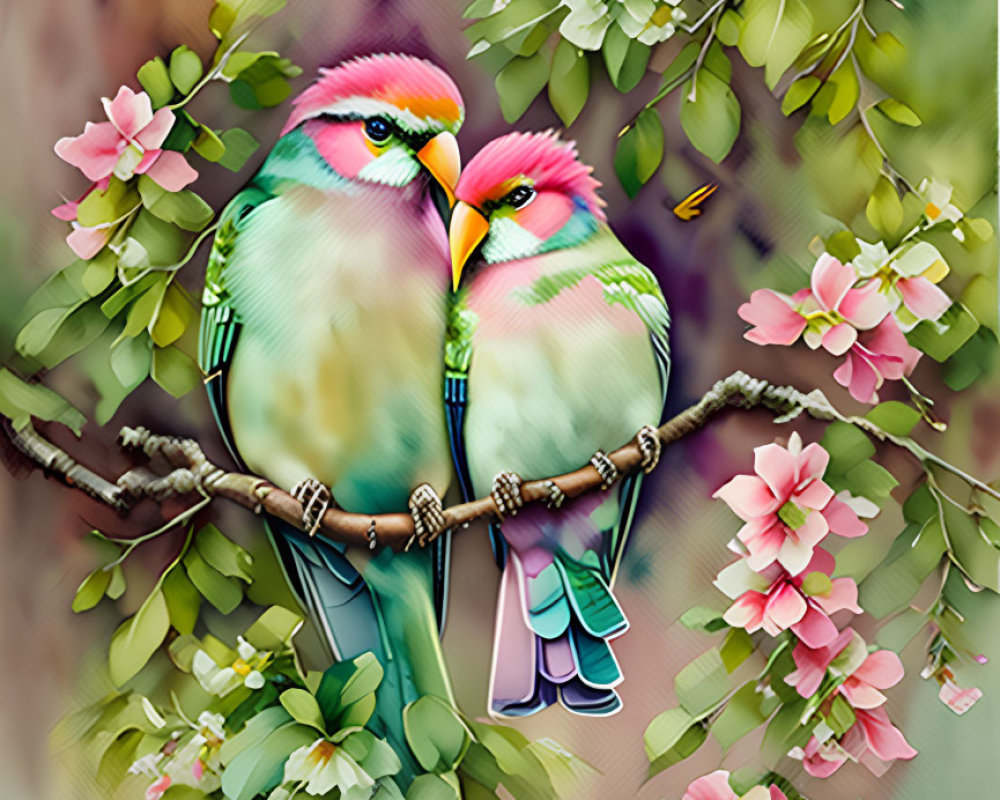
[714,433,867,575]
[832,315,922,404]
[795,706,916,778]
[55,86,197,191]
[938,675,983,715]
[51,178,114,259]
[145,774,172,800]
[683,770,788,800]
[738,255,890,356]
[716,549,861,647]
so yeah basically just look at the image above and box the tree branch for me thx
[8,371,990,552]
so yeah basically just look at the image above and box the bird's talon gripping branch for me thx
[636,425,662,474]
[290,479,334,538]
[590,451,620,490]
[408,483,446,547]
[491,471,524,520]
[541,479,565,510]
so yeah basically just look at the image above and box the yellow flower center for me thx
[649,5,674,26]
[231,658,251,676]
[308,740,337,766]
[925,201,941,219]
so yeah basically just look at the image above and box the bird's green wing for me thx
[198,185,274,463]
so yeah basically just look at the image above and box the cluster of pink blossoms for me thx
[708,432,916,781]
[52,86,199,259]
[683,770,788,800]
[738,252,948,403]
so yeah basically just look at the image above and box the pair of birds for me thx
[198,53,670,742]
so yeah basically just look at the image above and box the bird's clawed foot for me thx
[491,471,524,520]
[291,478,335,537]
[636,425,661,474]
[408,483,446,550]
[590,451,620,490]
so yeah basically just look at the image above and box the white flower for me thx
[559,0,612,49]
[283,739,376,800]
[613,0,683,45]
[192,636,268,696]
[128,752,164,779]
[918,178,963,226]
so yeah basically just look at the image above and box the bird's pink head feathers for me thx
[454,131,605,219]
[281,53,464,136]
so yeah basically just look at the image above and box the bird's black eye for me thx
[505,185,536,209]
[364,117,392,143]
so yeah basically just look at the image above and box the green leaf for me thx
[495,52,549,122]
[124,280,167,338]
[137,57,175,108]
[183,546,243,613]
[161,110,200,152]
[644,706,696,759]
[548,39,589,126]
[407,773,461,800]
[711,681,769,751]
[162,567,201,635]
[111,335,152,388]
[125,209,190,265]
[944,327,997,391]
[825,694,856,736]
[220,706,292,764]
[614,108,663,198]
[827,62,859,125]
[647,720,707,778]
[82,251,118,296]
[150,285,196,348]
[716,9,742,46]
[195,524,254,581]
[404,695,472,773]
[825,230,861,262]
[738,0,813,89]
[279,688,326,732]
[602,23,650,93]
[866,175,904,237]
[221,722,314,800]
[703,41,733,84]
[877,98,921,126]
[76,176,137,227]
[675,648,728,714]
[680,605,729,633]
[906,303,978,362]
[243,606,304,651]
[942,503,1000,592]
[720,628,755,673]
[680,70,741,163]
[108,589,170,685]
[865,401,921,436]
[821,421,875,476]
[841,458,898,503]
[107,564,127,599]
[151,345,201,398]
[782,76,820,115]
[217,128,261,172]
[0,368,86,434]
[650,41,699,105]
[761,698,810,760]
[193,125,227,162]
[859,520,947,617]
[73,567,112,612]
[137,176,214,232]
[315,652,384,730]
[169,46,204,95]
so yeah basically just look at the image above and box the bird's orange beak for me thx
[417,131,460,207]
[449,201,489,291]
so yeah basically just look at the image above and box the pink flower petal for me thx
[822,497,868,538]
[791,605,838,647]
[142,150,199,191]
[811,254,854,312]
[794,480,835,511]
[863,316,922,375]
[840,677,888,709]
[683,770,739,800]
[896,276,951,322]
[838,281,890,329]
[51,200,79,221]
[769,786,790,800]
[813,577,863,615]
[821,322,858,355]
[754,443,798,501]
[740,518,786,571]
[797,443,831,484]
[103,86,154,141]
[800,736,847,778]
[714,475,780,520]
[66,223,113,259]
[938,680,982,715]
[145,775,172,800]
[54,121,124,181]
[787,628,854,697]
[852,650,905,690]
[765,582,808,631]
[801,547,836,578]
[724,592,766,632]
[856,707,917,762]
[135,107,176,151]
[739,290,807,346]
[834,350,880,404]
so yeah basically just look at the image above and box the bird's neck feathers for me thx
[482,196,601,264]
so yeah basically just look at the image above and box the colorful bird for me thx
[198,53,462,765]
[446,131,671,717]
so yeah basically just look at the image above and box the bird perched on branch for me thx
[198,53,462,765]
[446,131,670,717]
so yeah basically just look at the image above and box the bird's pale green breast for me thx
[459,228,668,493]
[222,182,454,513]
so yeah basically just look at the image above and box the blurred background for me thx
[0,0,997,797]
